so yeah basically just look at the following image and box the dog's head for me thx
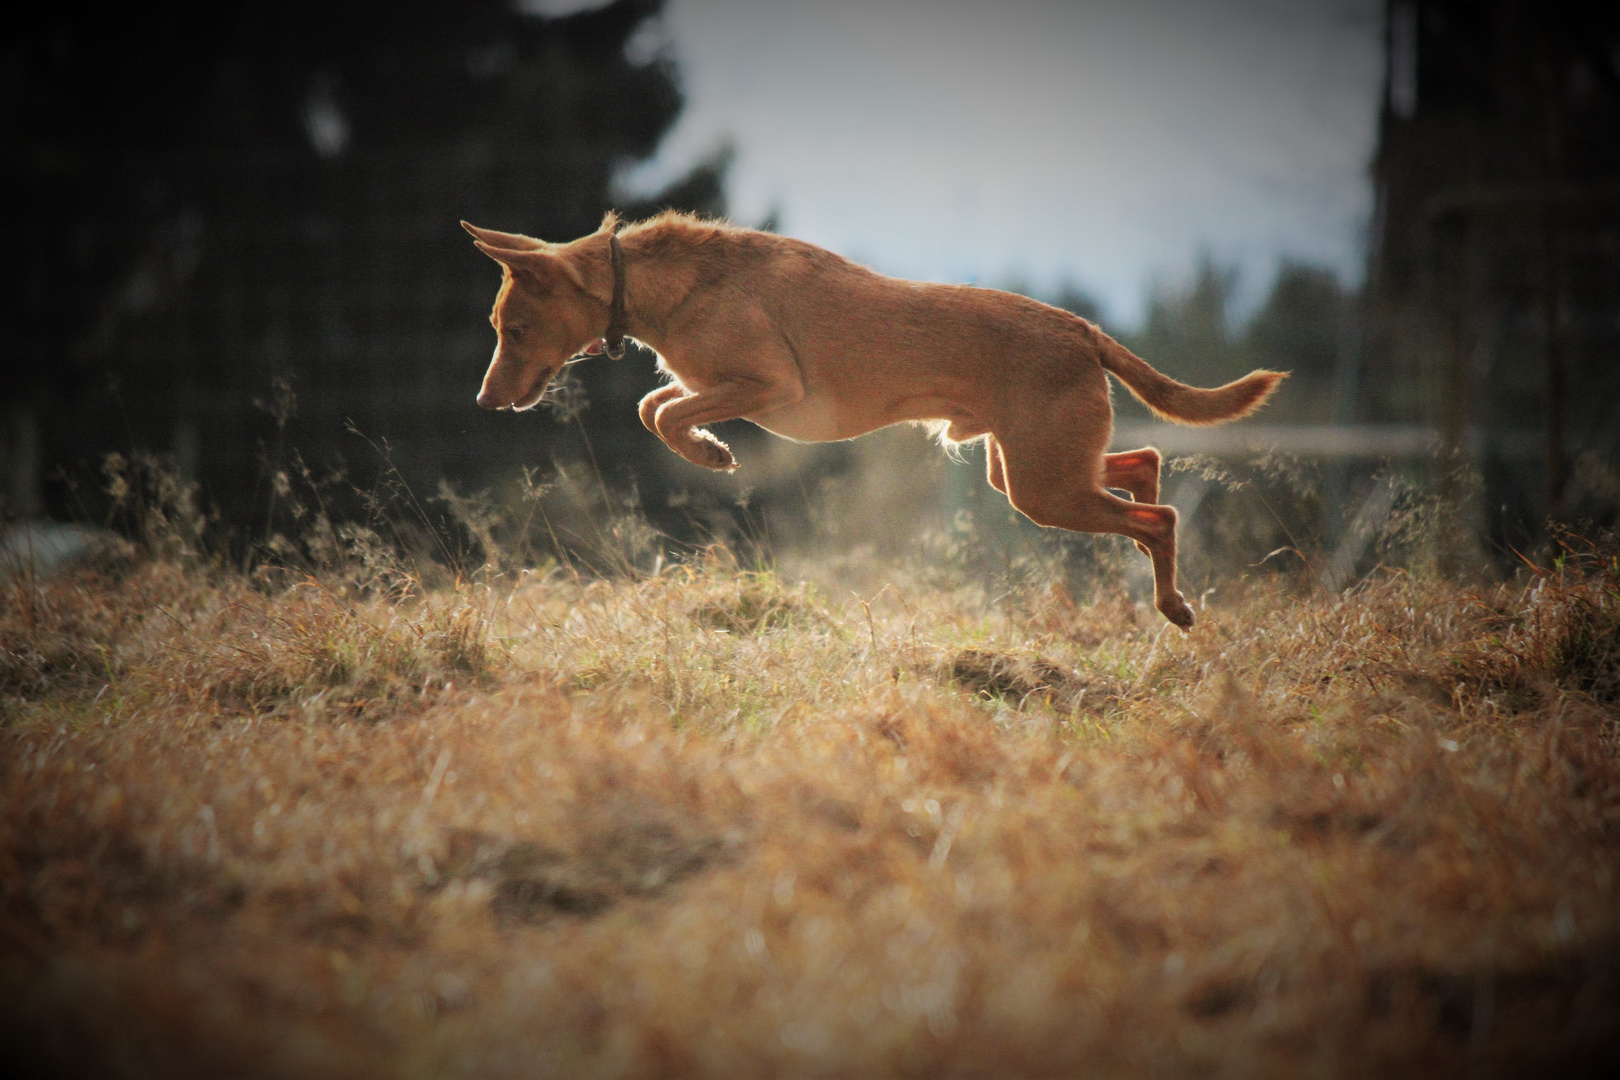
[462,221,606,411]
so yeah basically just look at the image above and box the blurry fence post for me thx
[1324,478,1399,594]
[1436,209,1472,578]
[1535,31,1569,519]
[3,407,43,520]
[1109,422,1546,585]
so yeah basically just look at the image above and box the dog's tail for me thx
[1099,337,1287,427]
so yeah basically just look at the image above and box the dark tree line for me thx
[0,0,727,549]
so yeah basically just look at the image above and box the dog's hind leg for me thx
[1103,447,1160,505]
[1103,447,1161,554]
[996,418,1193,629]
[985,435,1008,494]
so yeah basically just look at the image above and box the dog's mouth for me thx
[514,340,603,403]
[509,365,558,411]
[484,341,602,410]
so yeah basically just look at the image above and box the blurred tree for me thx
[1244,263,1344,375]
[1115,258,1354,424]
[1364,0,1620,539]
[1047,283,1102,325]
[1240,261,1352,422]
[0,0,726,540]
[1116,257,1241,422]
[1129,256,1243,379]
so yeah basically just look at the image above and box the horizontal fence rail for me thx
[1110,423,1542,461]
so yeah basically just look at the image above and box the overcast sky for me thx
[533,0,1386,329]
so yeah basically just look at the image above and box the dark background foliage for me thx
[1,0,728,550]
[2,0,1618,572]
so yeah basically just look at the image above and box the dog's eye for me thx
[505,326,525,343]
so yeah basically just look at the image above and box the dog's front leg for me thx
[653,375,803,471]
[639,383,688,434]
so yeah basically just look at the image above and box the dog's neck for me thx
[596,225,703,351]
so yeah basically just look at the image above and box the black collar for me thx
[604,232,627,360]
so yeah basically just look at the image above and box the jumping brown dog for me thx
[463,212,1285,628]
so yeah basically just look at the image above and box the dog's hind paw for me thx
[1158,593,1196,630]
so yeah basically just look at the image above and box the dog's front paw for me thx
[689,432,737,472]
[1158,592,1195,630]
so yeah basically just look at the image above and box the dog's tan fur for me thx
[464,213,1285,628]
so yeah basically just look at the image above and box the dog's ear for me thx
[473,241,588,295]
[461,221,545,250]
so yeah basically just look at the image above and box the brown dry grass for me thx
[2,534,1618,1078]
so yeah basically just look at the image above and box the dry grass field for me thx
[2,500,1618,1077]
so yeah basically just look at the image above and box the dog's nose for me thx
[476,390,503,410]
